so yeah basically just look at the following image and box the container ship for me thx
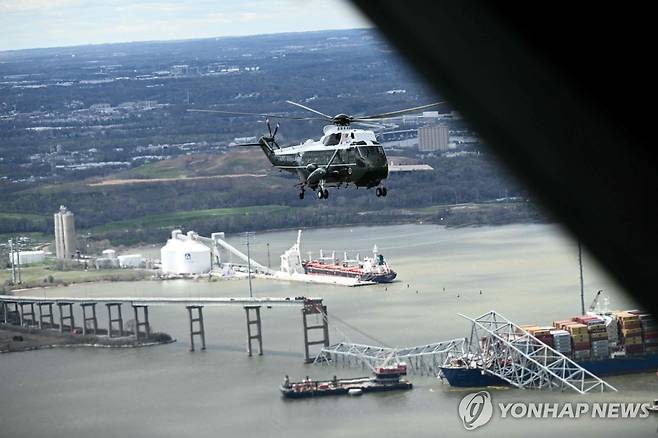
[440,309,658,387]
[280,363,412,398]
[303,245,396,283]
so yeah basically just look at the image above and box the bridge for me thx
[314,338,467,376]
[0,294,329,362]
[313,310,616,393]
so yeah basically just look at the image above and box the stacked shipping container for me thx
[615,311,643,355]
[574,315,609,359]
[629,311,658,353]
[514,310,658,360]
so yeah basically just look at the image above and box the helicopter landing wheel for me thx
[299,191,305,200]
[375,187,382,197]
[381,187,387,197]
[317,190,324,199]
[323,189,329,199]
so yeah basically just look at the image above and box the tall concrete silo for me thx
[54,205,76,259]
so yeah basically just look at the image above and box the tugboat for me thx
[280,363,412,399]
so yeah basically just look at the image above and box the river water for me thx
[2,224,657,437]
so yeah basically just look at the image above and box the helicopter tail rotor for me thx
[265,119,281,149]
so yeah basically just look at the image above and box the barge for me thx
[280,363,412,399]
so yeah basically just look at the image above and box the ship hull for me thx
[281,381,412,399]
[302,264,397,284]
[360,271,397,283]
[439,353,658,388]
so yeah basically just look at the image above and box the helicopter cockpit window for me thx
[356,145,385,158]
[322,133,341,146]
[357,146,373,158]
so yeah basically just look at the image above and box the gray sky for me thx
[0,0,372,51]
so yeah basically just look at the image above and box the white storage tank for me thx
[161,237,183,274]
[118,254,144,268]
[160,230,211,275]
[177,240,211,274]
[11,250,46,265]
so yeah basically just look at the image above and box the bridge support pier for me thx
[37,301,55,329]
[106,303,124,338]
[80,302,98,336]
[19,301,36,327]
[132,305,150,340]
[244,306,263,356]
[57,302,75,333]
[186,305,206,352]
[3,301,19,324]
[302,300,329,363]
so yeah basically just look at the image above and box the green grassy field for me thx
[0,212,47,221]
[108,150,267,180]
[0,263,152,293]
[110,161,187,179]
[89,205,290,232]
[0,231,51,241]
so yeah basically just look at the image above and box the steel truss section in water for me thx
[313,338,467,376]
[461,310,617,394]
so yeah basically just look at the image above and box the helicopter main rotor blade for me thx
[285,100,333,120]
[266,119,273,136]
[354,101,447,120]
[352,121,389,130]
[187,108,323,121]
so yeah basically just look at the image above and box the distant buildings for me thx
[54,205,76,259]
[418,124,450,152]
[10,250,45,265]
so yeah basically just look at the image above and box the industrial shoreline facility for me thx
[157,229,396,286]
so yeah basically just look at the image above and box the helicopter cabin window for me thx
[352,140,367,146]
[322,133,341,146]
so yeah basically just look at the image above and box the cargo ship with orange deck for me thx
[302,245,396,283]
[276,230,397,286]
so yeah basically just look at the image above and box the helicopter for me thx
[189,100,444,200]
